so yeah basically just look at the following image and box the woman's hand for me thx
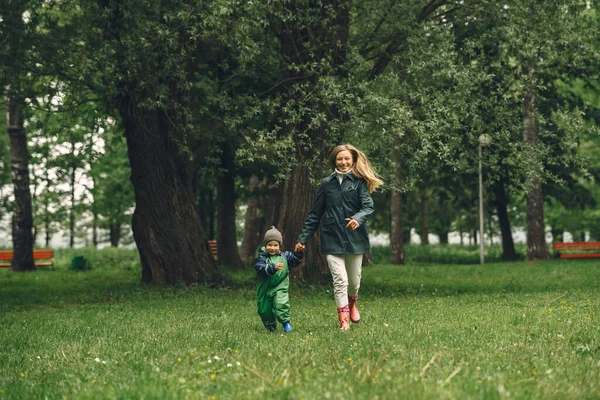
[295,242,306,252]
[345,218,360,230]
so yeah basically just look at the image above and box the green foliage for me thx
[1,258,599,398]
[51,247,141,272]
[70,255,92,271]
[370,244,527,265]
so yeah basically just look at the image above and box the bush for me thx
[70,255,92,271]
[53,247,141,271]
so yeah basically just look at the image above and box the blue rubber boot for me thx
[283,322,293,333]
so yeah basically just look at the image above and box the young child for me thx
[254,226,303,333]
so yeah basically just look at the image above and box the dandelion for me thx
[178,358,182,362]
[227,363,232,367]
[214,356,220,360]
[347,357,352,362]
[236,362,241,366]
[210,373,216,380]
[20,372,26,378]
[208,360,212,363]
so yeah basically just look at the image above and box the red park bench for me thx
[552,242,600,259]
[0,249,54,267]
[208,240,218,261]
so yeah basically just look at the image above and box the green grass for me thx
[370,244,530,265]
[1,248,599,399]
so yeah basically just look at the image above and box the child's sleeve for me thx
[254,248,276,278]
[283,251,304,269]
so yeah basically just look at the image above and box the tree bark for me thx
[390,146,404,264]
[279,165,328,280]
[43,169,51,247]
[69,142,76,248]
[240,175,262,265]
[493,178,517,261]
[119,99,218,284]
[390,191,404,264]
[260,183,281,235]
[439,232,449,244]
[6,92,35,271]
[216,143,243,268]
[420,189,430,245]
[109,221,121,247]
[522,77,550,261]
[362,252,373,266]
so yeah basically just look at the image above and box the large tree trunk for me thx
[119,100,218,285]
[43,169,51,247]
[69,143,76,248]
[240,175,262,265]
[216,143,243,268]
[278,166,328,280]
[6,92,35,271]
[92,210,98,248]
[439,232,449,244]
[493,178,517,261]
[390,191,404,264]
[109,221,121,247]
[419,188,430,245]
[522,77,550,261]
[390,146,404,264]
[260,183,281,235]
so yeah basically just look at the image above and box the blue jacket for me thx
[254,248,303,284]
[297,173,374,254]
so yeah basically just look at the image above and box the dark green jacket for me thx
[297,173,374,255]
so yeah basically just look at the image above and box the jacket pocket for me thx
[322,215,336,226]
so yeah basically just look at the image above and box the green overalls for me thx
[254,248,302,331]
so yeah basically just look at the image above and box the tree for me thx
[63,0,221,283]
[1,0,37,270]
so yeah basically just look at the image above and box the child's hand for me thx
[275,263,284,270]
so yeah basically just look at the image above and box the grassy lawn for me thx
[1,248,599,399]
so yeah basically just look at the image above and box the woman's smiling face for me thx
[335,150,354,172]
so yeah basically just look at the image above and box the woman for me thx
[295,144,383,331]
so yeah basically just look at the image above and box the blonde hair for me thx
[329,144,383,193]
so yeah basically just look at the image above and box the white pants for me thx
[325,254,363,308]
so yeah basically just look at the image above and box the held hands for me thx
[294,219,358,252]
[275,263,284,271]
[345,218,360,231]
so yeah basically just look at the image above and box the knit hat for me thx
[263,226,283,246]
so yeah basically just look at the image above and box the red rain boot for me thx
[349,295,360,323]
[337,305,350,332]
